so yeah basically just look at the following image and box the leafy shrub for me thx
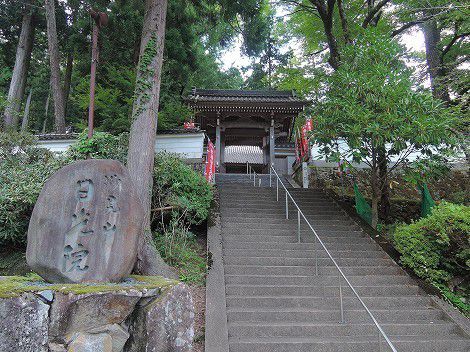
[152,152,213,227]
[393,202,469,312]
[393,202,469,283]
[151,152,212,285]
[64,131,129,163]
[0,132,62,245]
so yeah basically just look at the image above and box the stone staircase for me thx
[215,173,470,352]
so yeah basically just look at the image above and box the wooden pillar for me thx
[220,131,226,173]
[269,119,275,170]
[262,136,268,165]
[215,118,221,172]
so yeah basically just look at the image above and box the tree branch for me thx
[362,0,390,28]
[337,0,351,43]
[441,31,469,58]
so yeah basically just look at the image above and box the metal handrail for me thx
[246,161,262,187]
[247,162,398,352]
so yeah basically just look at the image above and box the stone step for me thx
[221,217,354,226]
[225,284,420,297]
[220,211,348,220]
[222,241,380,251]
[222,224,369,238]
[223,249,387,259]
[221,222,359,231]
[226,295,432,310]
[226,307,445,324]
[224,265,404,277]
[229,336,470,352]
[228,322,458,338]
[223,256,395,267]
[224,274,412,286]
[222,234,372,244]
[219,200,337,208]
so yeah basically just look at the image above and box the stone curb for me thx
[205,189,229,352]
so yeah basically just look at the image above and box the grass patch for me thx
[0,274,177,299]
[154,231,206,286]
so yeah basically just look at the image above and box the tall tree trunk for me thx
[370,145,379,229]
[3,4,35,130]
[44,0,66,133]
[42,86,51,133]
[378,146,390,222]
[21,88,32,131]
[127,0,174,278]
[422,18,450,102]
[63,51,74,116]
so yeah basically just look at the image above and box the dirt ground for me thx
[190,284,206,352]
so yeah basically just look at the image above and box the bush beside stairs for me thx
[213,173,470,352]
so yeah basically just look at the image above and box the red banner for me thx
[184,121,195,129]
[205,139,215,183]
[294,130,300,163]
[301,125,309,158]
[305,118,313,131]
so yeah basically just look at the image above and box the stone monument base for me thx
[0,275,194,352]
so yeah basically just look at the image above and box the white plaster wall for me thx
[37,133,205,160]
[154,133,205,159]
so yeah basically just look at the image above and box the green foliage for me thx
[64,131,129,163]
[154,229,206,286]
[393,202,470,298]
[70,66,136,134]
[150,152,211,286]
[403,156,452,187]
[152,152,213,227]
[0,132,61,245]
[314,31,457,160]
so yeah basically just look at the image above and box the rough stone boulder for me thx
[26,159,144,283]
[0,292,49,352]
[126,283,195,352]
[0,276,194,352]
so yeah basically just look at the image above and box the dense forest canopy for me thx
[0,0,468,135]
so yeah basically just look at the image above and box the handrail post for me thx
[246,161,249,175]
[253,172,256,186]
[314,236,318,276]
[276,177,279,201]
[297,210,301,243]
[285,191,289,219]
[339,275,344,324]
[269,166,272,187]
[258,178,261,187]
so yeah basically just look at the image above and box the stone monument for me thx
[26,159,144,283]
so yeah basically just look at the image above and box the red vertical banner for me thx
[205,139,215,183]
[301,125,309,159]
[305,117,313,131]
[294,130,300,162]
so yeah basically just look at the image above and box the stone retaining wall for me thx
[0,276,194,352]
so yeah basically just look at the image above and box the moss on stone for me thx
[0,274,179,299]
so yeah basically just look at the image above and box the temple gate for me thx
[185,89,307,173]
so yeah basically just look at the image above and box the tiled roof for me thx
[186,88,306,104]
[224,145,263,164]
[36,133,79,140]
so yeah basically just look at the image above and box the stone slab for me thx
[27,159,144,283]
